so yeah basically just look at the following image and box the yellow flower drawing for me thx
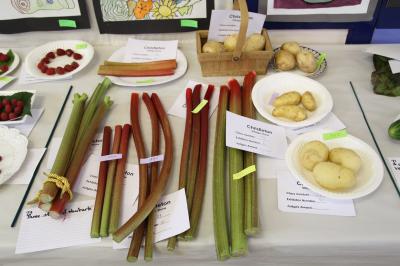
[152,0,178,19]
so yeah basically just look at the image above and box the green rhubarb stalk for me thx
[213,85,230,261]
[91,126,112,238]
[109,124,131,234]
[100,125,122,237]
[167,88,193,250]
[49,97,114,218]
[40,93,88,204]
[143,93,160,261]
[228,79,247,256]
[212,85,230,260]
[242,71,260,236]
[185,85,214,240]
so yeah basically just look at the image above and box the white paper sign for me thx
[113,189,190,249]
[208,10,266,42]
[47,133,103,170]
[19,64,71,85]
[12,108,45,136]
[389,60,400,74]
[257,157,288,179]
[168,80,220,119]
[123,39,178,63]
[0,76,15,89]
[285,113,346,141]
[15,200,100,254]
[140,154,164,164]
[6,148,46,185]
[226,111,288,159]
[277,171,356,216]
[365,45,400,61]
[387,157,400,188]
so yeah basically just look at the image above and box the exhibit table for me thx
[1,41,400,266]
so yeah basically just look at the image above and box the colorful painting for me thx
[274,0,362,9]
[11,0,76,14]
[100,0,207,21]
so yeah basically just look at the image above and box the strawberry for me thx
[40,66,48,73]
[11,99,17,106]
[64,64,74,72]
[56,67,65,75]
[0,53,8,62]
[0,102,2,110]
[46,52,56,59]
[46,67,56,75]
[16,100,24,108]
[2,98,10,106]
[0,112,8,121]
[66,49,74,57]
[73,53,82,60]
[0,65,9,73]
[56,48,66,56]
[14,106,22,116]
[71,61,79,69]
[41,57,50,64]
[9,113,17,120]
[4,104,12,113]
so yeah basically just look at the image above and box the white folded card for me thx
[226,111,288,159]
[123,39,178,63]
[389,60,400,74]
[387,157,400,188]
[12,108,45,137]
[15,200,100,254]
[277,170,356,217]
[208,10,266,42]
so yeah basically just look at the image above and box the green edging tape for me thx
[233,165,256,180]
[192,99,208,114]
[135,79,155,84]
[0,76,13,82]
[323,129,348,141]
[181,19,198,28]
[75,43,87,49]
[58,19,77,28]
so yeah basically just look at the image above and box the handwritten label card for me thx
[208,10,266,42]
[387,157,400,188]
[113,189,190,249]
[277,171,356,216]
[15,200,100,254]
[226,111,288,159]
[123,39,178,63]
[285,113,346,141]
[168,80,220,119]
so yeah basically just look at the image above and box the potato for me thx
[223,34,238,52]
[296,50,317,73]
[273,91,301,107]
[328,148,362,173]
[301,91,317,111]
[281,41,301,55]
[243,34,266,52]
[299,140,329,171]
[202,41,224,53]
[275,50,296,71]
[272,105,307,122]
[313,162,356,190]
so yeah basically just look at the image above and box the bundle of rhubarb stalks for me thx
[98,59,177,77]
[213,71,260,260]
[93,92,174,262]
[167,83,214,250]
[31,78,113,218]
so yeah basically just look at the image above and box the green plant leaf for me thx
[0,92,33,119]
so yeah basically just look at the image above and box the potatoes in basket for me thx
[313,162,356,190]
[202,41,225,53]
[223,34,238,52]
[243,34,266,52]
[272,105,307,122]
[296,50,317,73]
[329,148,362,173]
[301,91,317,111]
[273,91,301,107]
[281,41,301,55]
[275,50,296,71]
[299,140,329,171]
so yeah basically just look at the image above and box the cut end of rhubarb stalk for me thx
[126,256,138,263]
[91,232,100,238]
[216,252,230,261]
[38,202,52,212]
[231,249,247,257]
[49,211,62,219]
[244,227,260,236]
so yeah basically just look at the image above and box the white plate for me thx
[106,47,187,87]
[0,90,36,126]
[0,49,20,77]
[24,40,94,80]
[285,130,384,200]
[252,72,333,128]
[272,46,327,78]
[0,126,28,185]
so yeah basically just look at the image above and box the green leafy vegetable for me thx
[0,50,15,67]
[0,91,33,118]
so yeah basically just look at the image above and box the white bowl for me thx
[0,90,36,126]
[252,72,333,128]
[285,130,384,199]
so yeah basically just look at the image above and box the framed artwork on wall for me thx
[0,0,90,34]
[93,0,214,34]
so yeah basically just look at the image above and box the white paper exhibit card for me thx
[113,189,190,249]
[123,39,178,63]
[15,200,100,254]
[208,10,266,42]
[12,108,45,136]
[387,157,400,188]
[226,111,288,159]
[277,171,356,217]
[285,113,346,141]
[389,60,400,74]
[168,80,220,119]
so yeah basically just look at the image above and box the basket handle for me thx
[232,0,249,62]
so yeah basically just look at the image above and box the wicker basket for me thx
[196,0,273,77]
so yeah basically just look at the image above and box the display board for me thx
[93,0,214,34]
[0,0,90,34]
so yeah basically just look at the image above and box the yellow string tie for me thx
[27,190,42,205]
[44,172,73,200]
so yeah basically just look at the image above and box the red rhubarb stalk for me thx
[167,88,193,250]
[113,93,173,243]
[185,85,214,240]
[242,71,260,236]
[109,124,131,233]
[91,126,112,238]
[127,93,149,261]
